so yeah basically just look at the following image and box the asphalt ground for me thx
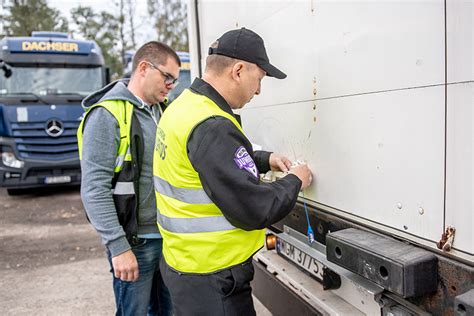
[0,187,271,315]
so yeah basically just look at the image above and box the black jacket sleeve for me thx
[253,151,271,173]
[187,116,302,231]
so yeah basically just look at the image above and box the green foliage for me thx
[70,6,123,79]
[2,0,69,36]
[147,0,188,52]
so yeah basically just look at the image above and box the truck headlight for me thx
[2,151,24,168]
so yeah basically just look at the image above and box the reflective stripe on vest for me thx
[154,175,236,233]
[153,176,212,204]
[157,212,236,234]
[115,146,131,169]
[113,182,135,195]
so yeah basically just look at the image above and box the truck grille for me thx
[11,121,80,161]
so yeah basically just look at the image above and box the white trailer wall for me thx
[188,0,473,261]
[445,0,473,258]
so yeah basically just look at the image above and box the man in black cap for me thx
[152,28,312,315]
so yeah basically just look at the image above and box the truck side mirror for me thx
[1,61,12,78]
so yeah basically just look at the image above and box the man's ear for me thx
[231,62,245,81]
[137,61,148,76]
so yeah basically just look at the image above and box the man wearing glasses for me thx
[78,41,180,315]
[145,61,179,87]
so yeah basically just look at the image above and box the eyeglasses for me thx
[145,61,179,86]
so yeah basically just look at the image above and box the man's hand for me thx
[289,164,313,190]
[269,153,292,172]
[111,249,139,282]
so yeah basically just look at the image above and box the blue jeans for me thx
[108,238,172,316]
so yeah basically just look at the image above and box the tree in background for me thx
[71,1,141,80]
[70,6,123,79]
[1,0,68,36]
[126,0,137,49]
[118,0,137,66]
[118,0,127,65]
[147,0,188,52]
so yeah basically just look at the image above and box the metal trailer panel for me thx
[189,0,472,258]
[196,0,444,105]
[446,82,473,255]
[447,0,473,83]
[445,0,474,255]
[244,86,445,243]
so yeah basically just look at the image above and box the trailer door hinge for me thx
[437,226,456,252]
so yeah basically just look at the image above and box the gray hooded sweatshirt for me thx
[80,80,161,257]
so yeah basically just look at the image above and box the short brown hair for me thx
[132,41,181,73]
[205,41,237,74]
[205,55,238,75]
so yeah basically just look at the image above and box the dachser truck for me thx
[0,31,107,195]
[187,1,473,315]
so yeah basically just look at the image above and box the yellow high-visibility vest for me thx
[77,100,141,241]
[77,100,133,173]
[153,89,264,273]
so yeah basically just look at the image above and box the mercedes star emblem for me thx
[45,119,64,137]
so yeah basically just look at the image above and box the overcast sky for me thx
[49,0,156,48]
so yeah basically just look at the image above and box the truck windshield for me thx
[0,66,103,96]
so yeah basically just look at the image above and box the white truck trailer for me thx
[187,1,473,315]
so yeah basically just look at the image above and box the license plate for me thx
[44,175,71,184]
[277,238,324,281]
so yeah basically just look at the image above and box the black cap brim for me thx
[259,62,287,79]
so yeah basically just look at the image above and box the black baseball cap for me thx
[208,28,287,79]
